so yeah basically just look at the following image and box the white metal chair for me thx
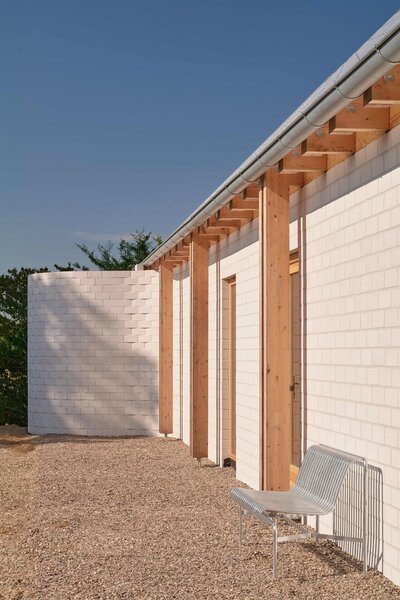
[231,444,368,577]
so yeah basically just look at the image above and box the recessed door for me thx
[228,278,236,462]
[290,253,301,486]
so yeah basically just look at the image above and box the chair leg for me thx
[362,460,368,575]
[238,506,243,545]
[316,515,320,544]
[272,518,278,578]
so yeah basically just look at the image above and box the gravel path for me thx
[0,430,399,600]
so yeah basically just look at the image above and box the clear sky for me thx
[1,1,399,272]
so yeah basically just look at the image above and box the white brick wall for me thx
[208,221,260,489]
[28,270,159,437]
[172,263,190,442]
[173,264,190,445]
[171,222,260,489]
[290,125,400,585]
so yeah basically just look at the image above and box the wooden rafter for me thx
[196,226,222,243]
[242,183,259,200]
[230,197,259,211]
[215,214,245,228]
[170,242,189,257]
[204,225,233,237]
[278,151,327,174]
[206,217,237,234]
[177,241,189,251]
[301,127,355,156]
[278,172,305,194]
[364,67,400,106]
[164,256,187,265]
[220,207,255,221]
[329,97,390,133]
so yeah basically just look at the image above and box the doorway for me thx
[290,252,301,486]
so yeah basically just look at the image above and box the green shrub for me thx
[0,268,49,426]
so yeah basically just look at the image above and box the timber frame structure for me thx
[142,13,400,491]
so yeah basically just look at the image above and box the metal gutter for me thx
[142,11,400,267]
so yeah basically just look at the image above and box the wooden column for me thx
[190,234,208,458]
[159,261,173,434]
[260,170,291,491]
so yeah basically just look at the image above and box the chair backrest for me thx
[292,445,364,514]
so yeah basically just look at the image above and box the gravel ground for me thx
[1,429,399,600]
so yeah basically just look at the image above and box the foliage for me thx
[53,261,89,272]
[75,230,162,270]
[0,267,49,426]
[0,230,162,425]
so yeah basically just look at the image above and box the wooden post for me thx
[190,234,209,458]
[260,170,291,491]
[159,261,173,435]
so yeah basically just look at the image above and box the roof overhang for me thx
[142,10,400,269]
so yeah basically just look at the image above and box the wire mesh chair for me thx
[231,444,368,577]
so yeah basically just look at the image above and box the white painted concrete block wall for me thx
[293,125,400,585]
[209,221,260,489]
[183,266,191,446]
[172,273,181,439]
[172,222,260,489]
[28,270,159,436]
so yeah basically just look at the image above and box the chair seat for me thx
[231,487,331,518]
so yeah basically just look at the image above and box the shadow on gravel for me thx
[0,430,153,453]
[299,540,362,577]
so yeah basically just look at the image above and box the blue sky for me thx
[1,1,399,272]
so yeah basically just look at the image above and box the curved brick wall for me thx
[28,270,159,436]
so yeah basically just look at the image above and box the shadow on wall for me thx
[28,272,159,437]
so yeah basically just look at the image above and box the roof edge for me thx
[142,11,400,267]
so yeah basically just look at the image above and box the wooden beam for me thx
[215,215,244,228]
[190,234,208,458]
[164,257,187,266]
[165,251,186,261]
[260,170,291,491]
[278,172,305,194]
[197,233,221,242]
[220,207,255,221]
[364,69,400,106]
[159,262,173,435]
[278,152,327,174]
[205,218,236,235]
[242,183,259,200]
[230,198,259,211]
[196,226,222,242]
[329,98,390,133]
[177,240,189,251]
[279,173,304,187]
[171,243,189,257]
[301,130,355,155]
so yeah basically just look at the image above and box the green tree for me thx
[75,230,162,270]
[53,261,89,272]
[54,231,161,271]
[0,267,49,425]
[0,230,162,425]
